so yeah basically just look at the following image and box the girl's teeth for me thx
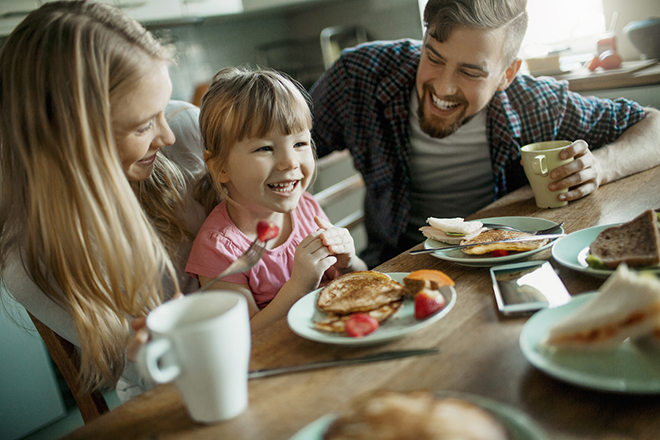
[432,95,459,110]
[269,181,297,192]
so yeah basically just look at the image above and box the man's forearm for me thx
[594,107,660,185]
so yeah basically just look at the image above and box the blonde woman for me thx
[0,1,206,402]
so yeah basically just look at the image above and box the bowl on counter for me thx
[623,18,660,60]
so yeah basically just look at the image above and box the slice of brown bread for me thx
[589,209,660,269]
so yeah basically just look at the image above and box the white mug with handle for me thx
[136,291,251,423]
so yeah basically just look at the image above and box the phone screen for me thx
[490,261,571,316]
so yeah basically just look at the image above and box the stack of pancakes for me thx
[314,271,404,333]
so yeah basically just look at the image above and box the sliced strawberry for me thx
[257,220,279,242]
[414,289,447,320]
[345,313,379,337]
[491,250,509,257]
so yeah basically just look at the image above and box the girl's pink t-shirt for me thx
[185,192,335,309]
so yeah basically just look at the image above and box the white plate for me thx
[287,273,456,347]
[424,217,563,267]
[552,224,660,278]
[289,391,548,440]
[520,293,660,393]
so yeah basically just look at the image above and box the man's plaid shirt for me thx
[310,39,646,268]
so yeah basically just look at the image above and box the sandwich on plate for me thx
[588,209,660,269]
[420,217,486,245]
[542,264,660,351]
[420,217,548,256]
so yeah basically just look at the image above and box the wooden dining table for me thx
[65,165,660,440]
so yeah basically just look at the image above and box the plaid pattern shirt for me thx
[310,39,646,268]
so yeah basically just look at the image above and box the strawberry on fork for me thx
[197,220,279,292]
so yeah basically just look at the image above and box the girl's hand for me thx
[126,292,183,362]
[314,216,368,273]
[290,230,337,293]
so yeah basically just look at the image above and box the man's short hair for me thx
[423,0,528,64]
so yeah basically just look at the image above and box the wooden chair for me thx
[27,312,109,423]
[314,150,365,232]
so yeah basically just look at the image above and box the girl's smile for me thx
[268,179,301,194]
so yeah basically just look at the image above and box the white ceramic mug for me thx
[136,291,251,423]
[521,140,574,208]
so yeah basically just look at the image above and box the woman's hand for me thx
[126,292,183,362]
[548,140,602,201]
[314,216,368,273]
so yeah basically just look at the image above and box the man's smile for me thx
[431,94,461,111]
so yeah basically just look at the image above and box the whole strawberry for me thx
[414,289,447,320]
[257,220,279,242]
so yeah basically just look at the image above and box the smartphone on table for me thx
[489,260,571,316]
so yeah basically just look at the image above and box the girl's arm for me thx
[198,276,320,334]
[198,277,260,316]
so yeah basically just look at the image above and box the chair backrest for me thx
[314,150,365,232]
[320,25,371,69]
[27,312,109,423]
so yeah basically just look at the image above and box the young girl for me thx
[186,67,367,331]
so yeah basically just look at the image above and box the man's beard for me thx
[417,88,473,139]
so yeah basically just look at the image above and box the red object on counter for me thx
[599,50,622,70]
[597,34,617,55]
[587,32,621,71]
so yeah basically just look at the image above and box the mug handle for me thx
[136,338,181,384]
[532,154,548,176]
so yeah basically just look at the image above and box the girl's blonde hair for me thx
[195,66,315,214]
[0,1,189,392]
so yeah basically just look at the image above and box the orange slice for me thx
[404,269,454,287]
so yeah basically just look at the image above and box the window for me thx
[522,0,607,68]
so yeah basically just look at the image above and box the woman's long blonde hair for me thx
[0,1,189,391]
[195,66,315,214]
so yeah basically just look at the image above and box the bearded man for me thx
[310,0,660,267]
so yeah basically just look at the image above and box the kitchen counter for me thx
[551,59,660,92]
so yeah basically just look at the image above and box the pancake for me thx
[316,271,403,314]
[313,300,404,333]
[323,390,509,440]
[460,229,549,255]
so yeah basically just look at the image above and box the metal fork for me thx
[196,239,267,293]
[480,221,565,235]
